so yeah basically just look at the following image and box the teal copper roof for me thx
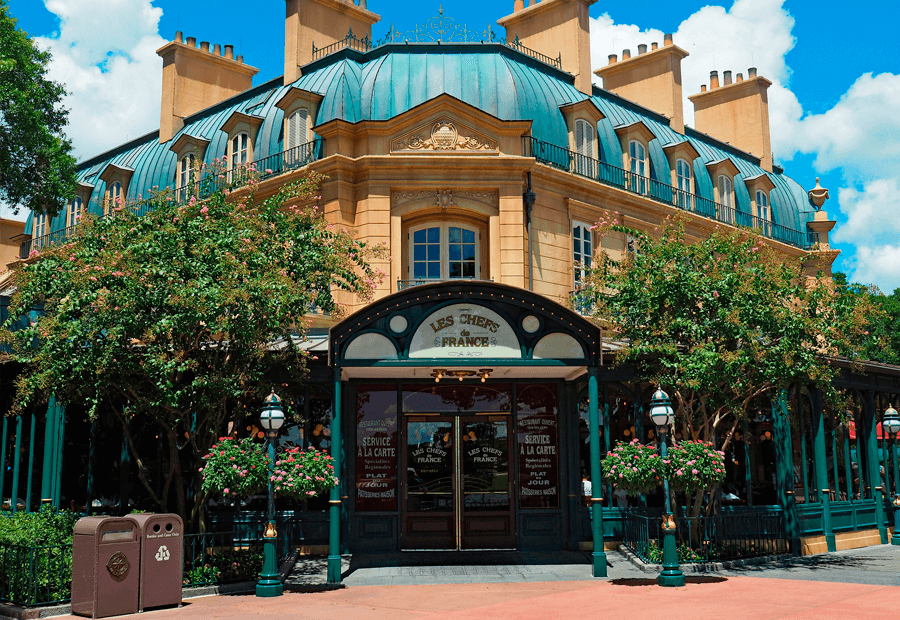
[30,44,815,242]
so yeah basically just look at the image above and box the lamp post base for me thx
[255,535,283,597]
[327,554,343,583]
[658,525,685,587]
[255,579,284,598]
[892,507,900,545]
[591,550,608,578]
[658,569,686,587]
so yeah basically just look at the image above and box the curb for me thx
[617,544,793,573]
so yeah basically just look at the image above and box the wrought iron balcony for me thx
[398,277,491,291]
[523,137,817,250]
[18,140,324,260]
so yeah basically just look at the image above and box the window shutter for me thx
[584,123,593,158]
[298,110,308,145]
[575,120,585,155]
[287,113,297,149]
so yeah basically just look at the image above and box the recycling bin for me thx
[127,513,184,612]
[71,517,140,619]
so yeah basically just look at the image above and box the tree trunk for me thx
[166,428,187,521]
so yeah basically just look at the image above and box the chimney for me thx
[156,34,259,143]
[498,0,598,95]
[593,33,689,133]
[284,0,381,85]
[688,68,774,171]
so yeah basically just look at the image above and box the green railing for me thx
[183,523,297,587]
[0,543,72,607]
[20,140,324,260]
[523,137,817,250]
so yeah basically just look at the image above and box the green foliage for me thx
[183,549,263,586]
[664,440,726,494]
[0,508,77,606]
[0,0,77,216]
[200,437,269,498]
[833,272,900,365]
[1,166,385,522]
[602,440,662,494]
[580,214,877,445]
[271,447,338,499]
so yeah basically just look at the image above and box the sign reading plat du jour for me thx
[409,304,521,359]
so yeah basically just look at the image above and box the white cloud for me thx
[36,0,166,160]
[589,1,900,292]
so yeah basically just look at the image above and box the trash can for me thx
[71,516,140,619]
[127,514,184,612]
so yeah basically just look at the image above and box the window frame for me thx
[408,221,480,282]
[105,181,123,215]
[573,118,596,177]
[177,153,196,201]
[572,220,593,288]
[629,140,648,194]
[286,108,309,150]
[33,212,47,241]
[67,197,82,228]
[229,132,249,170]
[717,174,734,223]
[675,158,693,209]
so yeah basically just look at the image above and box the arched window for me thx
[178,154,195,201]
[409,223,479,283]
[67,197,82,228]
[229,132,249,182]
[675,158,692,209]
[718,174,734,223]
[629,140,647,194]
[572,221,592,288]
[574,119,595,176]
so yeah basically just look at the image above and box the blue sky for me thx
[6,0,900,292]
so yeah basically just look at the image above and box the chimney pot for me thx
[701,84,707,92]
[710,70,719,89]
[723,70,732,85]
[186,36,196,47]
[213,43,221,56]
[748,67,758,78]
[638,44,647,55]
[663,33,673,46]
[608,54,617,65]
[736,73,743,82]
[200,41,210,52]
[622,49,631,60]
[651,42,658,50]
[175,31,183,43]
[236,55,244,63]
[224,45,234,60]
[514,0,525,10]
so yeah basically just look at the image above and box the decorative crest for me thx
[383,8,498,44]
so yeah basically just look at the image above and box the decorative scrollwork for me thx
[385,6,497,44]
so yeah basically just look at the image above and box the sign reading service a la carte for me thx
[409,304,520,359]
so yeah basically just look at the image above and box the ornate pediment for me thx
[391,118,498,154]
[392,189,498,209]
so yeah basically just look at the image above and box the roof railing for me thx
[311,13,563,71]
[20,139,324,259]
[523,136,817,250]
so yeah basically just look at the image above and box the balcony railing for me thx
[523,137,816,250]
[398,277,491,291]
[19,140,324,260]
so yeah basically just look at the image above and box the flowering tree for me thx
[581,214,877,516]
[1,163,385,526]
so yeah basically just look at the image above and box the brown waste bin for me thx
[127,514,184,612]
[71,517,140,619]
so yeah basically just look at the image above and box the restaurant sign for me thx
[409,304,521,359]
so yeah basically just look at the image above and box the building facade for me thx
[1,0,897,576]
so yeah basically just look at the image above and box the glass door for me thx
[402,417,456,549]
[401,415,514,550]
[459,416,515,549]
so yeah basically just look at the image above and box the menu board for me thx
[355,389,398,511]
[517,412,559,508]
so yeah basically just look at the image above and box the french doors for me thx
[401,415,514,550]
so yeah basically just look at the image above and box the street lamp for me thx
[256,390,285,597]
[882,403,900,546]
[650,387,685,587]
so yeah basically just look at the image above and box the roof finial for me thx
[439,4,443,16]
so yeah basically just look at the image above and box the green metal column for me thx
[588,368,607,577]
[326,367,342,584]
[891,435,900,546]
[10,416,22,514]
[864,390,888,543]
[742,418,752,506]
[51,404,66,507]
[0,417,7,511]
[773,392,800,554]
[811,390,835,551]
[40,399,56,501]
[25,414,36,512]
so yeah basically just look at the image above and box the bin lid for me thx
[126,513,183,533]
[73,516,138,538]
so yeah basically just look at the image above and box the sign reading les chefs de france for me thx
[409,304,521,359]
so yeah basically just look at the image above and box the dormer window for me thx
[717,174,734,223]
[67,197,82,228]
[33,212,47,242]
[287,109,309,149]
[106,181,122,215]
[744,174,776,237]
[560,101,605,179]
[574,119,595,176]
[178,154,196,201]
[755,190,770,234]
[274,87,324,170]
[629,140,647,194]
[675,159,693,208]
[230,133,249,168]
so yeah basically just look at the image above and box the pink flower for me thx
[223,488,230,494]
[691,469,698,474]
